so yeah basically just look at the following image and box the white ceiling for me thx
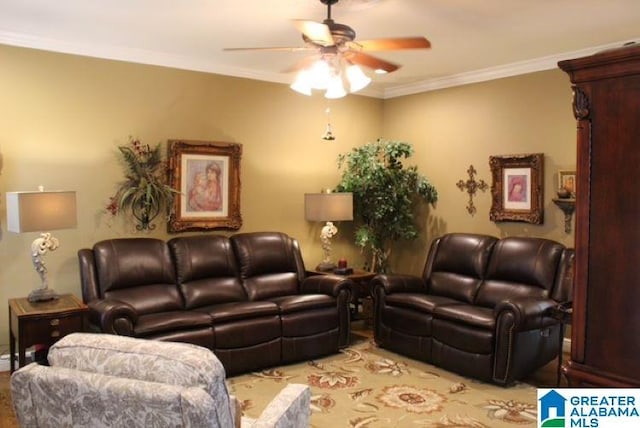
[1,0,639,98]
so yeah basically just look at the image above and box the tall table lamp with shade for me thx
[6,187,77,302]
[304,191,353,272]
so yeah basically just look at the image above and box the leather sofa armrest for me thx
[300,274,352,298]
[494,297,558,331]
[370,274,426,295]
[88,299,139,335]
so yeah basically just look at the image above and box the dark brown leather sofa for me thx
[78,231,352,376]
[372,233,574,386]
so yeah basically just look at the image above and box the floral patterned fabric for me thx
[241,384,310,428]
[228,338,538,427]
[47,333,234,428]
[11,363,217,427]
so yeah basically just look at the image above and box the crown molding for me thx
[1,30,636,100]
[382,39,639,99]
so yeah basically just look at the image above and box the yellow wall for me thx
[0,43,577,351]
[383,71,577,274]
[0,44,382,349]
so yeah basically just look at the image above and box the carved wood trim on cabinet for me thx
[558,43,640,387]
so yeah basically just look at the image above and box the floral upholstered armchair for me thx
[11,333,310,428]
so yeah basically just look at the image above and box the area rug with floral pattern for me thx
[228,338,538,428]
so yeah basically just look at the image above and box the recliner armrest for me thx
[241,384,311,428]
[370,274,426,295]
[494,297,558,331]
[87,298,138,335]
[300,274,352,297]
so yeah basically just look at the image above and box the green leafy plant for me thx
[106,138,179,230]
[336,139,438,273]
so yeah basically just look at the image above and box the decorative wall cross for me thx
[456,165,488,216]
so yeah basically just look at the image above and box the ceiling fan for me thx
[224,0,431,97]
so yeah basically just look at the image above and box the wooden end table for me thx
[9,293,88,372]
[548,303,572,386]
[309,269,376,324]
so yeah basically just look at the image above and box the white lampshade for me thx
[6,190,77,233]
[305,192,353,222]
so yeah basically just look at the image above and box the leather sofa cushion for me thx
[426,234,497,303]
[232,232,301,278]
[214,316,281,348]
[432,303,495,330]
[380,305,433,336]
[134,311,213,336]
[168,236,247,308]
[94,238,176,292]
[476,237,564,307]
[385,293,460,313]
[231,232,304,300]
[199,301,280,323]
[178,277,247,309]
[243,272,300,301]
[93,238,182,314]
[105,284,184,315]
[427,272,482,304]
[281,308,338,337]
[269,294,335,314]
[432,318,494,354]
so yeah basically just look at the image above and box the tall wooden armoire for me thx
[558,43,640,386]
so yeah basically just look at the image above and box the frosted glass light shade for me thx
[346,64,372,93]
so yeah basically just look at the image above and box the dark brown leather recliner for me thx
[372,233,574,385]
[78,232,352,376]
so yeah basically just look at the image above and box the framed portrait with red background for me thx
[489,153,544,224]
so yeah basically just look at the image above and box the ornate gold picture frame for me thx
[489,153,544,224]
[167,140,242,232]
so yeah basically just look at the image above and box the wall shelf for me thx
[553,198,575,233]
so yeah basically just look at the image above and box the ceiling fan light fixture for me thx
[309,59,334,89]
[325,74,347,99]
[345,64,371,92]
[290,70,313,95]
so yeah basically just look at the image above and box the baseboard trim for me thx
[0,355,11,372]
[0,351,35,372]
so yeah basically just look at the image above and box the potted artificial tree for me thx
[335,139,438,273]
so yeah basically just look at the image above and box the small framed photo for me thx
[167,140,242,232]
[558,170,577,197]
[489,153,544,224]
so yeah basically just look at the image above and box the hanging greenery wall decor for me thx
[106,137,179,231]
[336,139,438,273]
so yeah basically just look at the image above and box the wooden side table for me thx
[548,303,572,386]
[9,293,88,372]
[309,269,376,324]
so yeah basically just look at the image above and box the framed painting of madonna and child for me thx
[167,140,242,232]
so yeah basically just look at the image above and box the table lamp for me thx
[304,191,353,271]
[6,187,77,302]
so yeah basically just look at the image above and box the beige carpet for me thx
[228,337,538,427]
[2,337,540,427]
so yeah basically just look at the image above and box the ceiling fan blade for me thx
[293,20,335,46]
[224,46,314,52]
[352,37,431,51]
[345,51,400,73]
